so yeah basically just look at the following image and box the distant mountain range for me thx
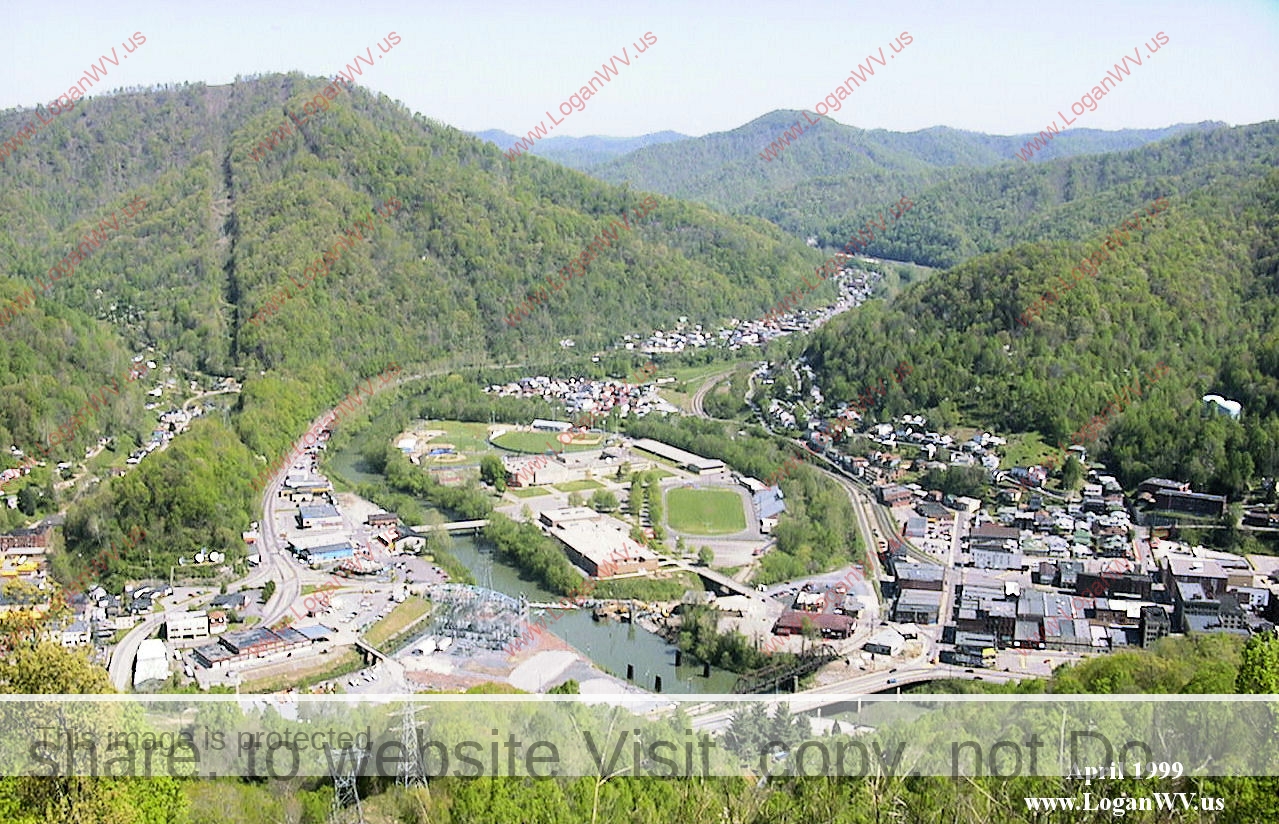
[471,129,689,167]
[476,113,1226,257]
[582,112,1226,243]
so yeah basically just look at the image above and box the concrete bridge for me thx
[353,637,388,665]
[688,565,760,599]
[408,519,490,535]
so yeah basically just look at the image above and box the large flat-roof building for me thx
[1153,489,1228,518]
[631,438,725,475]
[193,626,312,669]
[301,543,356,566]
[545,514,659,578]
[894,589,943,624]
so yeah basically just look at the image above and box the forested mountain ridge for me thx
[802,166,1279,500]
[834,120,1279,267]
[588,109,1221,239]
[0,75,826,451]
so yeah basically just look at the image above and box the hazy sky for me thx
[3,0,1277,138]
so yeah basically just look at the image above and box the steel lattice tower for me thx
[329,747,365,824]
[396,703,427,789]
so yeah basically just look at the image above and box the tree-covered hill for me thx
[0,75,828,448]
[802,166,1279,499]
[833,120,1279,267]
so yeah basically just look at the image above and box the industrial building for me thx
[192,626,312,669]
[300,543,356,566]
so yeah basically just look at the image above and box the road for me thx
[108,591,202,691]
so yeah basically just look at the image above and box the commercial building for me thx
[895,563,945,591]
[165,610,209,640]
[876,484,912,506]
[893,589,942,624]
[1139,606,1171,648]
[281,476,332,502]
[773,611,855,639]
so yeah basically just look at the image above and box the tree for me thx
[16,486,39,516]
[568,491,585,507]
[697,546,714,567]
[1061,454,1084,492]
[588,489,619,512]
[480,454,507,491]
[1236,631,1279,693]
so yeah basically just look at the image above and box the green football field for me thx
[666,487,747,535]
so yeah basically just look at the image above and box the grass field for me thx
[363,598,431,648]
[554,479,603,492]
[240,649,363,694]
[411,420,494,454]
[491,429,602,454]
[509,486,550,498]
[666,487,747,535]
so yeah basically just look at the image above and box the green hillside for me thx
[801,164,1279,500]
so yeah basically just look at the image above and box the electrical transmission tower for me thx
[396,703,427,789]
[329,747,365,824]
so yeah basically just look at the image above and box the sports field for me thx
[491,429,602,454]
[667,487,747,535]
